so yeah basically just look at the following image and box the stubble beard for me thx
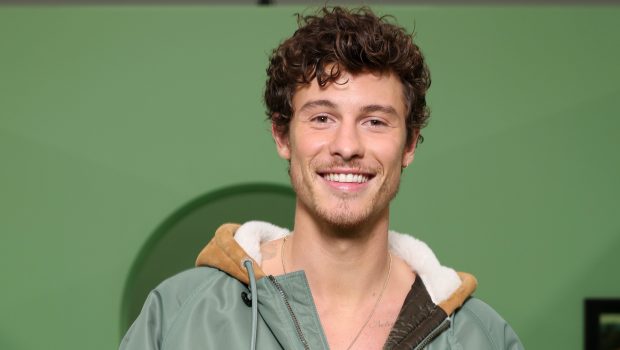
[289,159,401,234]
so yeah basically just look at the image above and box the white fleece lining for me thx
[234,221,461,304]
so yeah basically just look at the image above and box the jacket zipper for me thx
[413,318,451,350]
[268,275,310,350]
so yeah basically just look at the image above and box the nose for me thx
[328,120,364,161]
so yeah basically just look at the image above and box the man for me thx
[121,7,523,350]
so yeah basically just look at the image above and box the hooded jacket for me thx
[120,221,523,350]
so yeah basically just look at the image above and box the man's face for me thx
[273,71,417,230]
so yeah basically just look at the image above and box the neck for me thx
[285,205,391,303]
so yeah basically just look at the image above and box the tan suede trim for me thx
[195,223,476,305]
[195,223,266,285]
[437,272,478,316]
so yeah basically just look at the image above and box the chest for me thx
[318,306,401,350]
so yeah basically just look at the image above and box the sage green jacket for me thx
[120,222,524,350]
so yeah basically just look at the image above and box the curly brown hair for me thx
[264,6,431,146]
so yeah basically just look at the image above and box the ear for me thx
[271,122,291,160]
[401,129,420,168]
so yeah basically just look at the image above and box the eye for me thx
[310,115,332,123]
[365,118,388,127]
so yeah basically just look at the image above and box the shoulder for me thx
[448,298,524,350]
[151,266,243,310]
[142,267,245,331]
[120,267,247,349]
[455,298,507,332]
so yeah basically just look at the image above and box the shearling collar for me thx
[196,221,476,316]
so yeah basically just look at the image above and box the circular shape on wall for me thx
[119,183,295,336]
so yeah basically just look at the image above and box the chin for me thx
[313,200,378,234]
[290,166,400,233]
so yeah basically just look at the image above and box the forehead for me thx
[292,71,407,117]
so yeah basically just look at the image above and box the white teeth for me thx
[324,173,369,183]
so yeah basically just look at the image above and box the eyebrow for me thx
[360,104,399,117]
[297,99,337,113]
[298,100,399,117]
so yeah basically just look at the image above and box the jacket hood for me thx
[196,221,477,316]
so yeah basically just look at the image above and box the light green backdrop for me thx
[1,6,619,350]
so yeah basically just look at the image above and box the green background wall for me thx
[1,6,618,349]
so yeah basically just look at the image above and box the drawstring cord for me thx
[243,259,258,350]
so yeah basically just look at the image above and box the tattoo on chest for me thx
[368,319,395,329]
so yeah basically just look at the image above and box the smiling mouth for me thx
[319,172,374,183]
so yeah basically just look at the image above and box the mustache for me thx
[312,160,381,174]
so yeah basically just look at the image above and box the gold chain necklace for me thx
[281,235,393,350]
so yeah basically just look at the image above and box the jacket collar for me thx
[195,221,477,316]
